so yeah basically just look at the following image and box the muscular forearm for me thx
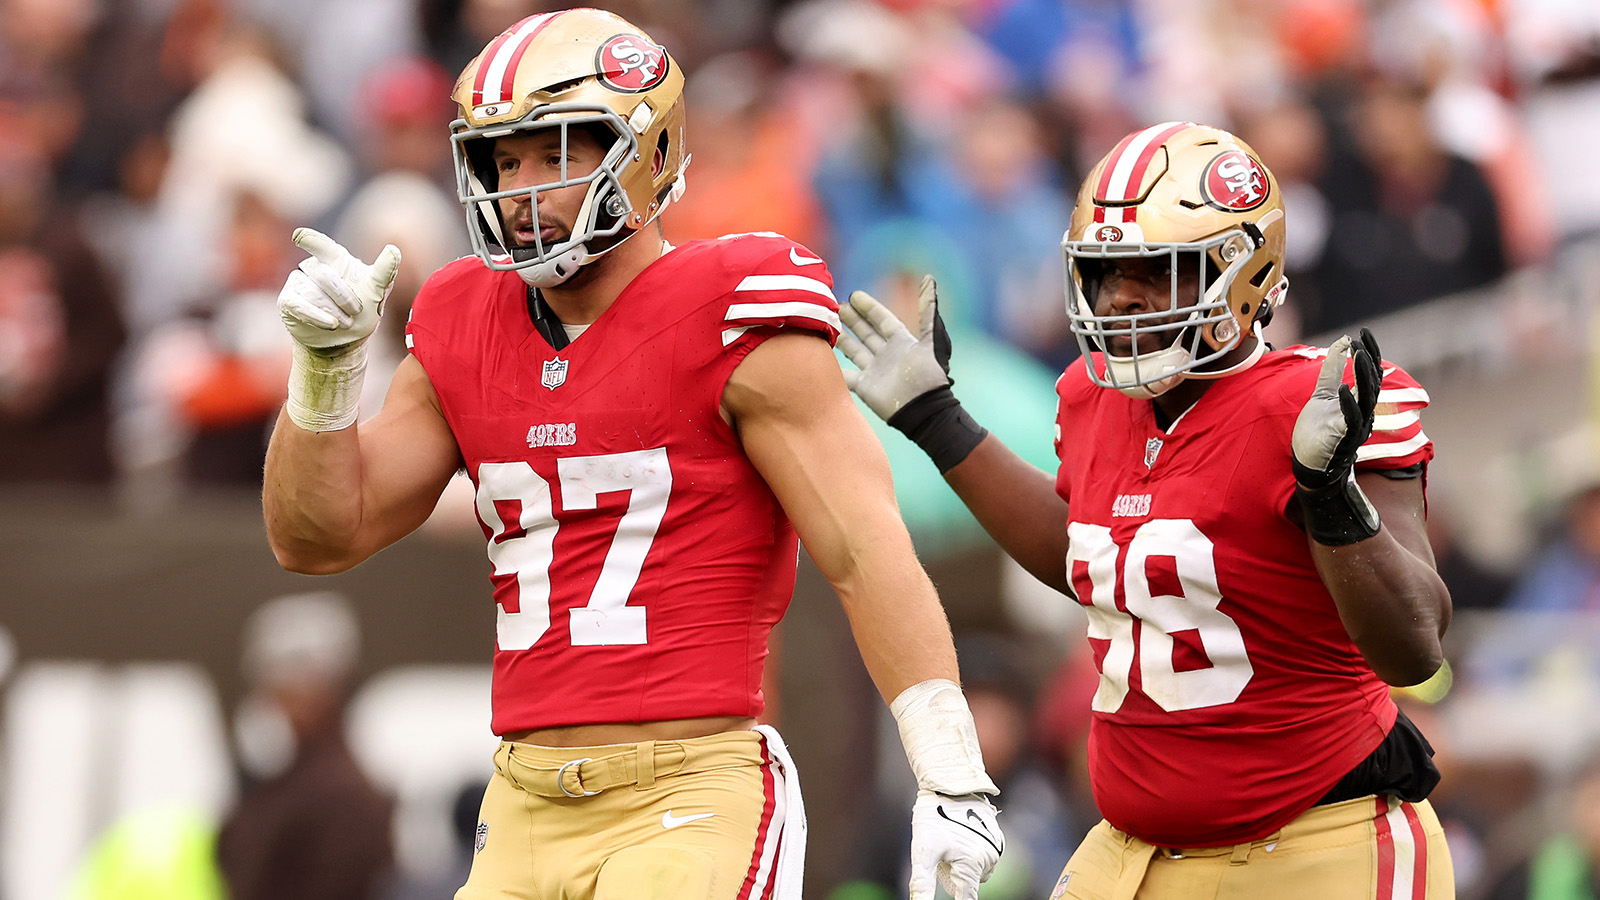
[827,534,962,701]
[943,435,1072,594]
[263,410,370,574]
[1312,529,1449,686]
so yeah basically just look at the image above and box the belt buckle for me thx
[557,757,599,797]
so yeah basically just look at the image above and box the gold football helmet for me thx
[1062,122,1287,398]
[450,8,688,287]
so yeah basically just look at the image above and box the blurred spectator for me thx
[115,24,351,489]
[939,100,1071,367]
[1505,485,1600,613]
[217,592,394,900]
[1503,0,1600,245]
[1237,98,1330,342]
[234,0,420,146]
[1367,0,1554,268]
[132,184,299,486]
[352,56,457,186]
[142,23,351,333]
[0,137,126,485]
[1303,75,1507,335]
[663,50,825,249]
[1487,748,1600,900]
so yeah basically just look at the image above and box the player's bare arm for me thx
[1292,329,1450,686]
[263,231,462,575]
[728,329,1003,900]
[838,277,1072,595]
[1309,472,1449,685]
[724,330,960,699]
[941,437,1071,594]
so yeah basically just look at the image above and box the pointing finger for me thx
[291,227,354,273]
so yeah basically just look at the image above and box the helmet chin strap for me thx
[1106,321,1267,399]
[517,244,588,287]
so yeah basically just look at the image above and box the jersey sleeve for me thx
[1353,361,1434,471]
[715,236,842,350]
[402,255,479,362]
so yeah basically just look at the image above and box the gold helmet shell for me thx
[449,9,688,286]
[1062,122,1287,397]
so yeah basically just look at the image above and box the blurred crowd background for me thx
[2,0,1600,898]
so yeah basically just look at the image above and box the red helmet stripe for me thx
[1101,122,1188,203]
[474,12,564,107]
[472,22,522,106]
[1093,130,1142,204]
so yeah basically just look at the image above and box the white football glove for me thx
[909,791,1003,900]
[891,680,1003,900]
[836,275,953,422]
[276,228,400,432]
[278,227,400,351]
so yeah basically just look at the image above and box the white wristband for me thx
[889,678,999,797]
[285,339,368,432]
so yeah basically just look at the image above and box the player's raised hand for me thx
[1292,327,1382,544]
[278,227,401,352]
[837,275,954,422]
[1293,328,1380,488]
[908,791,1003,900]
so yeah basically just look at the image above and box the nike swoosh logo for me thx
[789,248,824,266]
[936,805,1003,854]
[661,810,716,829]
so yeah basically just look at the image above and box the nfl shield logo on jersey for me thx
[474,821,488,853]
[542,358,569,390]
[1144,437,1164,468]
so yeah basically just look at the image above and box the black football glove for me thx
[1291,327,1383,545]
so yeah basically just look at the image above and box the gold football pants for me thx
[1049,796,1454,900]
[455,727,803,900]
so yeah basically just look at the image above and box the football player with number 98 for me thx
[263,8,1002,900]
[839,122,1455,900]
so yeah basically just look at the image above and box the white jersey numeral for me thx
[475,448,673,651]
[1066,518,1254,714]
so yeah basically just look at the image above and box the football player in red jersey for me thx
[839,122,1455,900]
[262,9,1002,900]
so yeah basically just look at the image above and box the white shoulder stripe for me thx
[1372,409,1420,431]
[1377,387,1430,404]
[404,333,415,349]
[1356,430,1430,462]
[734,274,837,300]
[721,325,755,347]
[726,301,843,332]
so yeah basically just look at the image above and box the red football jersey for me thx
[1054,346,1434,848]
[404,233,841,735]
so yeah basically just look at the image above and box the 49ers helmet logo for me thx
[596,35,669,92]
[1200,151,1269,211]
